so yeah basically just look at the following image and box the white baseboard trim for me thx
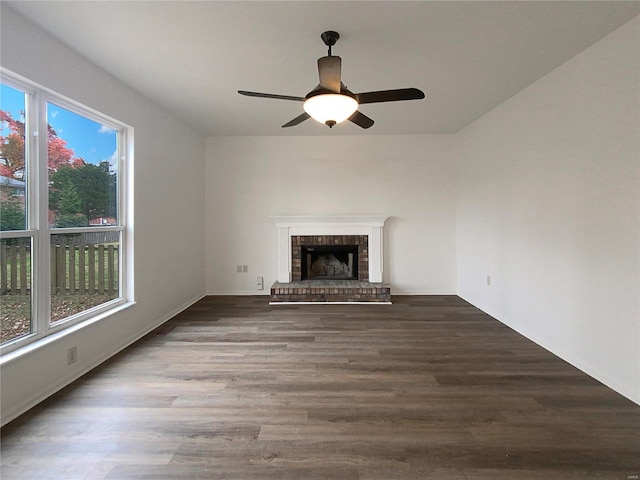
[270,301,392,305]
[392,292,457,295]
[205,291,456,296]
[1,293,205,426]
[205,291,270,296]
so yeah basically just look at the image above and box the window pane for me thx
[0,237,32,344]
[50,232,120,324]
[47,103,117,228]
[0,84,27,231]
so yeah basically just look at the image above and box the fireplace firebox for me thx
[301,245,359,280]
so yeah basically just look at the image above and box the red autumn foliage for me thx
[0,110,26,179]
[0,109,85,180]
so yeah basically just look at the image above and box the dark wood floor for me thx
[2,295,639,479]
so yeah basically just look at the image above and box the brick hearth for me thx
[270,280,391,304]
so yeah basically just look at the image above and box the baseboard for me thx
[1,292,205,426]
[205,291,270,296]
[391,291,457,295]
[205,290,456,296]
[270,301,392,305]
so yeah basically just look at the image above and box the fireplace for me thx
[270,215,390,303]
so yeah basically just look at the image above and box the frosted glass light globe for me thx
[303,94,358,127]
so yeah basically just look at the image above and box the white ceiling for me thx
[7,1,640,137]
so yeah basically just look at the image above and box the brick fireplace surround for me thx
[291,235,369,282]
[270,215,391,304]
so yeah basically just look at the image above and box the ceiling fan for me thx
[238,31,425,129]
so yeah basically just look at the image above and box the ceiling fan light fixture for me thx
[239,30,424,130]
[303,94,358,127]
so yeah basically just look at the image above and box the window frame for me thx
[0,69,133,356]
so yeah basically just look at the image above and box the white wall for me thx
[0,6,206,424]
[205,135,457,295]
[456,18,639,403]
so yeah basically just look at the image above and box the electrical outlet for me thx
[67,346,77,365]
[257,276,264,290]
[236,265,242,273]
[242,265,248,273]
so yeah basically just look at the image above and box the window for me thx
[0,71,132,353]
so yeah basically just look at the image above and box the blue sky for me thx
[1,83,116,166]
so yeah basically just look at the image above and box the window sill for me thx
[0,300,136,366]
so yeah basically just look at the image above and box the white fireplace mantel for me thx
[271,215,389,283]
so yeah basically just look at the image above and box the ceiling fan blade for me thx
[317,56,342,93]
[355,88,425,104]
[238,90,305,102]
[282,112,310,128]
[348,110,374,129]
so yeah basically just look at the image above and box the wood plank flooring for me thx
[1,295,639,479]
